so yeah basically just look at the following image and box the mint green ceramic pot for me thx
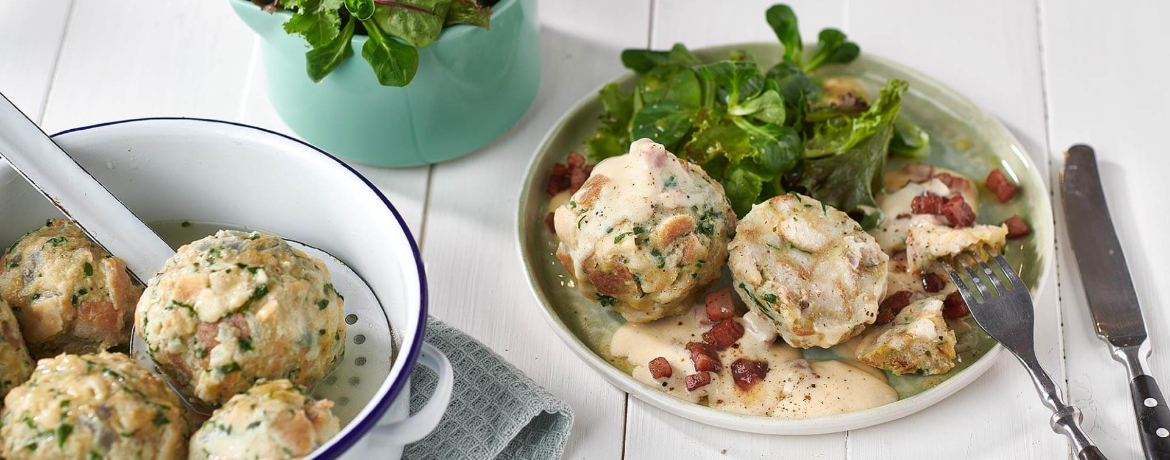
[230,0,539,167]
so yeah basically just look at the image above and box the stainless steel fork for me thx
[944,254,1106,460]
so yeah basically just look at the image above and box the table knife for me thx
[1062,144,1170,459]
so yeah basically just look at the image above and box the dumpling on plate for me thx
[728,194,888,348]
[0,298,33,402]
[0,219,141,358]
[136,230,346,406]
[0,352,188,460]
[856,297,957,375]
[553,139,736,322]
[189,379,340,460]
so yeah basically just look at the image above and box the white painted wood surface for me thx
[0,0,1166,458]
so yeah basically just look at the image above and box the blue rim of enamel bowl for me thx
[51,117,428,460]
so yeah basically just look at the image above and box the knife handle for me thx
[1129,374,1170,458]
[1077,445,1107,460]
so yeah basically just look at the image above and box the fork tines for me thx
[943,253,1027,305]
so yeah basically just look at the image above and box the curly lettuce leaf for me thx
[788,80,905,227]
[585,83,634,160]
[802,79,907,158]
[282,0,345,48]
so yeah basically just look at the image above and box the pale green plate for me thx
[517,43,1053,434]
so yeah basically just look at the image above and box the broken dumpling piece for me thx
[0,219,142,358]
[856,298,957,376]
[906,223,1007,272]
[728,193,888,349]
[552,139,737,323]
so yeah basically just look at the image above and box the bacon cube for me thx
[986,169,1018,203]
[730,359,769,391]
[876,290,915,325]
[685,341,722,372]
[911,192,945,215]
[704,288,736,321]
[921,272,945,293]
[1003,214,1031,239]
[702,318,745,350]
[684,372,712,391]
[943,291,970,318]
[941,196,976,227]
[648,357,673,379]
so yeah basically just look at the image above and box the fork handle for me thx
[1114,344,1170,459]
[1015,353,1104,457]
[1077,446,1107,460]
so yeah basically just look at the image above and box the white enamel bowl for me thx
[0,118,453,459]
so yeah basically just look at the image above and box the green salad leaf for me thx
[360,17,420,86]
[765,4,802,65]
[588,3,918,225]
[446,0,492,28]
[890,116,931,158]
[306,16,356,82]
[282,0,344,48]
[371,0,451,48]
[621,44,700,73]
[802,79,905,158]
[585,83,635,160]
[803,28,860,72]
[265,0,491,86]
[629,65,702,148]
[788,79,906,226]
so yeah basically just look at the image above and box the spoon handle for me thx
[0,93,174,282]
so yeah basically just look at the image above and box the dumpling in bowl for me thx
[0,352,188,460]
[552,138,736,322]
[136,230,346,406]
[728,194,888,348]
[0,298,33,402]
[189,379,340,460]
[0,219,142,358]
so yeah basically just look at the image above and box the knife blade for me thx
[1062,144,1147,347]
[1062,144,1170,459]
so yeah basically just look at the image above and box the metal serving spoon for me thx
[0,93,383,417]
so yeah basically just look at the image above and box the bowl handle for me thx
[371,342,454,445]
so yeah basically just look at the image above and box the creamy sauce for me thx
[611,303,897,418]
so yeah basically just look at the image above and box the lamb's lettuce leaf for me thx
[629,65,702,148]
[360,17,420,86]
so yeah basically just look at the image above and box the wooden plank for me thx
[1043,0,1170,458]
[419,1,653,458]
[844,1,1067,458]
[0,0,73,123]
[39,0,256,133]
[625,2,849,459]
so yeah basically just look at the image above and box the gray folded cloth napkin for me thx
[404,317,575,460]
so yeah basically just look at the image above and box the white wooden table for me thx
[1,0,1167,458]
